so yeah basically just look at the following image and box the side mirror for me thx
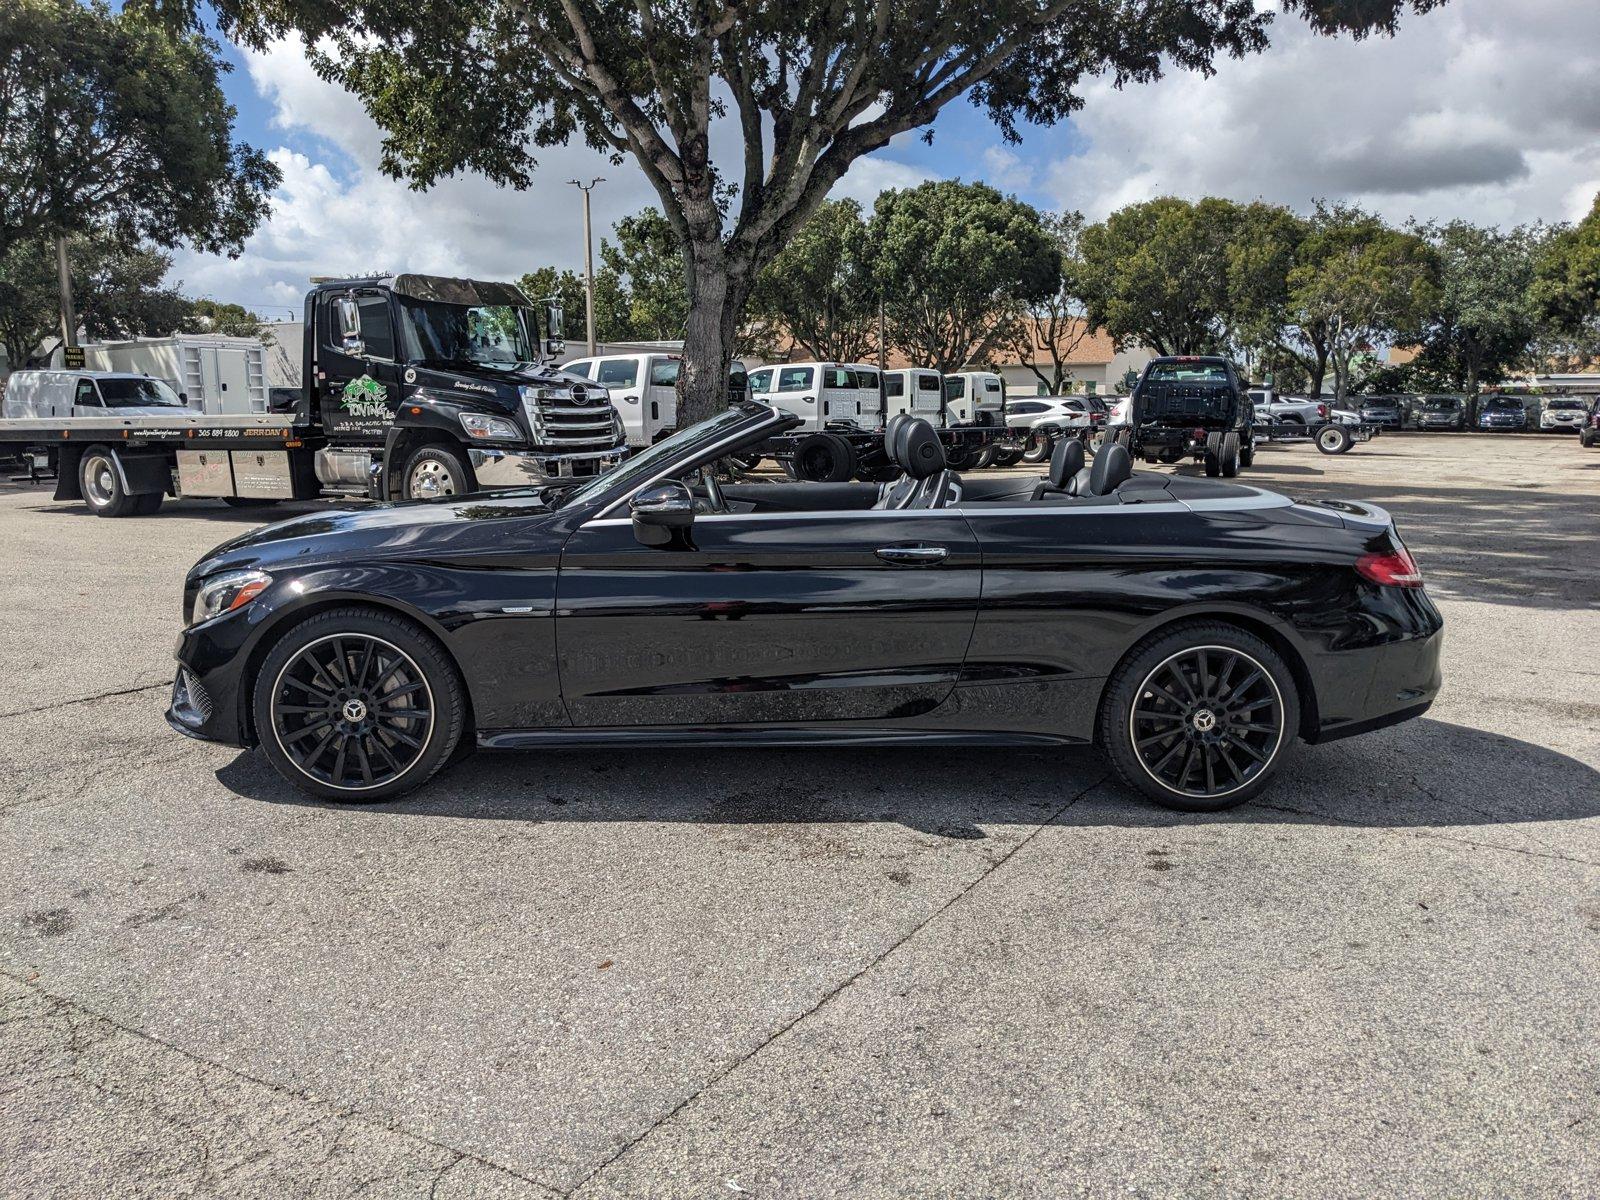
[336,295,364,357]
[548,303,564,338]
[629,481,694,545]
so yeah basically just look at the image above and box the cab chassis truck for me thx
[0,274,627,516]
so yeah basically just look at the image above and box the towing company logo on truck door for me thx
[334,374,394,433]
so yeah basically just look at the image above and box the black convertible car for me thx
[168,405,1443,812]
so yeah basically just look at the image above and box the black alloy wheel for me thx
[254,607,465,801]
[1099,623,1299,812]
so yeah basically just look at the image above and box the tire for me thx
[1580,429,1596,448]
[222,497,280,509]
[944,440,976,470]
[971,444,998,470]
[1220,431,1241,477]
[1203,432,1222,477]
[1239,439,1255,468]
[1316,424,1352,455]
[793,432,856,482]
[133,492,164,515]
[1021,429,1053,464]
[253,606,467,803]
[402,445,473,500]
[993,447,1024,467]
[1097,621,1300,813]
[79,448,137,517]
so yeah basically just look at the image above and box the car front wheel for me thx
[253,606,467,802]
[1098,622,1300,812]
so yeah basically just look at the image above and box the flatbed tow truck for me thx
[0,273,626,516]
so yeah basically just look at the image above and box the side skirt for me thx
[477,726,1083,751]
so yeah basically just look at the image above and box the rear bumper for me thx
[1304,607,1444,745]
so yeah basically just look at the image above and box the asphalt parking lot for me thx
[3,432,1597,1197]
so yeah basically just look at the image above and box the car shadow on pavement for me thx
[214,716,1600,836]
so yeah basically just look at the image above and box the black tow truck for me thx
[0,274,626,516]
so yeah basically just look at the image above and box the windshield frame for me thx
[562,403,796,519]
[395,294,538,369]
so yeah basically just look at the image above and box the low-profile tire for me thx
[793,432,856,482]
[253,606,467,803]
[402,445,473,500]
[1316,424,1353,455]
[1220,431,1241,477]
[993,447,1024,467]
[223,497,280,509]
[1097,621,1300,813]
[79,448,138,517]
[1021,429,1053,464]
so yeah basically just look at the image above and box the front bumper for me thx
[469,446,626,487]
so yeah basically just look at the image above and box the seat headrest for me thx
[1049,437,1085,488]
[899,417,946,480]
[883,413,910,467]
[1088,442,1132,496]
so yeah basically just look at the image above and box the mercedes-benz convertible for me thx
[168,404,1443,812]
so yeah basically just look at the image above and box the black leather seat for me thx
[1030,437,1086,500]
[1081,442,1132,496]
[873,417,959,509]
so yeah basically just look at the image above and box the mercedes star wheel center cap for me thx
[342,698,369,723]
[1191,708,1218,733]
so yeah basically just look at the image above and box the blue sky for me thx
[172,3,1600,315]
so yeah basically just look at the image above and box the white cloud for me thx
[1037,0,1600,228]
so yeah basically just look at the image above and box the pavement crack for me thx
[0,679,169,721]
[0,970,564,1198]
[568,772,1110,1196]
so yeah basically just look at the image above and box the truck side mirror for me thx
[545,303,565,357]
[336,295,365,357]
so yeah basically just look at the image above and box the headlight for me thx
[459,412,522,441]
[191,569,271,626]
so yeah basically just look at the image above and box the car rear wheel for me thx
[253,607,467,802]
[1098,622,1299,812]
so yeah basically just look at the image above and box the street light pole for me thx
[56,236,78,351]
[568,177,604,356]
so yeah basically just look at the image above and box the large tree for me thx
[599,209,690,341]
[748,198,877,363]
[1411,219,1546,394]
[868,180,1059,372]
[1532,192,1600,368]
[212,0,1446,422]
[996,210,1097,394]
[0,0,278,266]
[1283,203,1438,404]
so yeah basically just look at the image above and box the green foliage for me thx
[866,181,1059,372]
[748,199,878,363]
[996,211,1094,394]
[1283,203,1439,402]
[209,0,1443,420]
[1532,192,1600,367]
[184,298,267,338]
[0,0,278,261]
[599,210,688,342]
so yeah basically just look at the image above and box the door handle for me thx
[875,544,948,565]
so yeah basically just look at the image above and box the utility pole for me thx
[568,178,604,355]
[56,236,79,351]
[877,296,886,373]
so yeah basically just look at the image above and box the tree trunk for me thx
[1308,346,1329,399]
[678,241,750,426]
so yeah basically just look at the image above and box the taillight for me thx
[1317,404,1329,419]
[1356,547,1424,588]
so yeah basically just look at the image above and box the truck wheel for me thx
[252,605,467,803]
[403,446,472,500]
[944,441,976,469]
[1316,425,1353,455]
[993,447,1024,467]
[1220,432,1241,477]
[1239,439,1256,468]
[971,445,998,470]
[1203,432,1222,478]
[80,449,137,517]
[1021,430,1053,464]
[793,432,856,482]
[134,492,165,515]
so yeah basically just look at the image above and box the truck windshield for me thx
[97,378,185,407]
[397,298,536,367]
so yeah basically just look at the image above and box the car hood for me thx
[189,491,562,581]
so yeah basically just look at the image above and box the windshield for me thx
[1146,362,1229,386]
[1547,399,1584,410]
[97,377,185,407]
[557,406,771,511]
[1424,398,1458,410]
[1485,398,1521,409]
[397,297,536,367]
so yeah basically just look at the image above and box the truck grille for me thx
[521,385,621,451]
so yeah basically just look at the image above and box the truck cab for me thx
[943,371,1005,425]
[747,362,868,432]
[306,274,626,499]
[562,352,680,447]
[1127,356,1256,477]
[883,369,946,427]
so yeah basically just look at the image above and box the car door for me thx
[555,433,982,729]
[316,290,403,442]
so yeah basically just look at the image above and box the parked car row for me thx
[1332,392,1599,433]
